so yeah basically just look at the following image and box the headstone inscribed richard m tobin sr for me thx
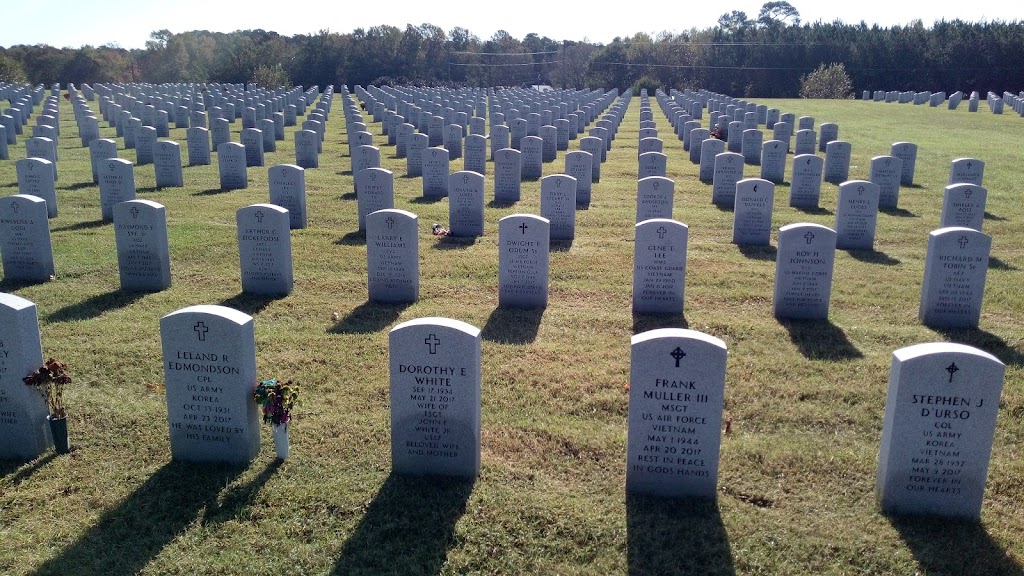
[389,317,481,478]
[626,328,727,499]
[877,343,1005,520]
[0,293,52,460]
[160,305,259,465]
[919,227,990,328]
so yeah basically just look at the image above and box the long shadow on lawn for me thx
[27,460,259,576]
[934,326,1024,367]
[627,494,735,576]
[50,219,107,232]
[220,292,282,317]
[778,318,863,360]
[888,515,1023,575]
[330,300,412,334]
[632,312,688,334]
[847,249,900,266]
[331,474,474,576]
[737,244,777,261]
[0,453,57,485]
[46,290,145,323]
[482,306,544,344]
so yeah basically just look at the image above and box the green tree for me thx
[799,62,852,98]
[0,51,27,83]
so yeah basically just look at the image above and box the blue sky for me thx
[5,0,1021,49]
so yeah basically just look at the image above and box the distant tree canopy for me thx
[3,4,1024,97]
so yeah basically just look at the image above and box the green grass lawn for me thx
[0,91,1021,575]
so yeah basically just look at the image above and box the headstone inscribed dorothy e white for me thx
[114,199,171,292]
[367,209,419,304]
[773,223,837,320]
[633,219,688,314]
[160,305,259,465]
[877,342,1005,520]
[919,227,990,328]
[0,195,55,283]
[565,151,593,206]
[237,204,293,296]
[498,214,550,309]
[0,292,52,460]
[626,328,727,498]
[891,142,917,186]
[389,317,481,478]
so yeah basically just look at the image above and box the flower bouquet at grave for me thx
[23,358,72,454]
[253,378,298,460]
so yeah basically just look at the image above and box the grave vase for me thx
[273,423,289,460]
[49,415,70,454]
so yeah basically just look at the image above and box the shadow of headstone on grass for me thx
[934,326,1024,367]
[481,306,544,344]
[0,452,57,485]
[888,514,1023,576]
[329,300,412,334]
[632,312,688,335]
[46,290,146,323]
[778,318,863,360]
[627,494,735,576]
[330,473,474,576]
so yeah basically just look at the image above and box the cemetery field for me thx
[2,94,1024,575]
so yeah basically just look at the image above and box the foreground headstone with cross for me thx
[388,317,481,477]
[626,328,728,498]
[498,214,550,309]
[0,292,53,460]
[877,342,1005,519]
[160,305,260,465]
[919,227,990,328]
[0,195,54,283]
[773,223,837,320]
[114,199,171,292]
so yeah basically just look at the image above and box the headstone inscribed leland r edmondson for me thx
[114,200,171,292]
[389,317,481,478]
[0,292,52,460]
[626,328,727,498]
[876,343,1005,519]
[160,305,259,465]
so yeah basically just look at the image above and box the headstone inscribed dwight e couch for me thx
[626,328,727,498]
[161,305,259,465]
[877,342,1005,519]
[389,317,481,478]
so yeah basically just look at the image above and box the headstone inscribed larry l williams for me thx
[0,292,53,460]
[237,204,293,296]
[949,158,984,186]
[0,195,55,283]
[835,180,880,251]
[356,168,395,232]
[732,178,774,246]
[160,305,259,465]
[449,171,485,237]
[15,158,57,218]
[218,142,248,190]
[114,199,171,292]
[919,227,990,328]
[389,317,481,478]
[541,174,577,241]
[626,328,727,498]
[269,164,307,230]
[773,223,837,320]
[367,209,419,304]
[876,342,1005,520]
[498,214,550,309]
[940,184,986,231]
[633,219,687,314]
[98,158,136,221]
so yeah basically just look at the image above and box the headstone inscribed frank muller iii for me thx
[0,292,52,460]
[626,328,727,498]
[876,342,1005,520]
[160,305,259,465]
[389,317,481,478]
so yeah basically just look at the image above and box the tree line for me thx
[1,8,1023,97]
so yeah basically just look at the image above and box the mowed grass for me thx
[0,92,1021,576]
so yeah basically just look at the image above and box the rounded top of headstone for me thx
[499,213,549,225]
[779,221,836,236]
[118,198,165,210]
[0,291,36,310]
[9,193,48,205]
[929,226,989,239]
[161,304,253,326]
[893,342,1001,365]
[391,316,481,338]
[631,328,727,350]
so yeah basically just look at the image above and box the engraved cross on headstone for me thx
[946,362,959,383]
[424,334,441,354]
[657,226,667,239]
[11,201,18,214]
[130,206,139,219]
[194,321,209,341]
[670,347,686,367]
[519,222,528,234]
[857,185,865,195]
[804,231,815,244]
[385,216,395,229]
[958,235,969,249]
[964,188,973,198]
[255,210,264,223]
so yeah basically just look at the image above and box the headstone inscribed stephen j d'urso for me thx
[389,317,481,478]
[626,328,727,498]
[160,305,260,465]
[876,342,1005,520]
